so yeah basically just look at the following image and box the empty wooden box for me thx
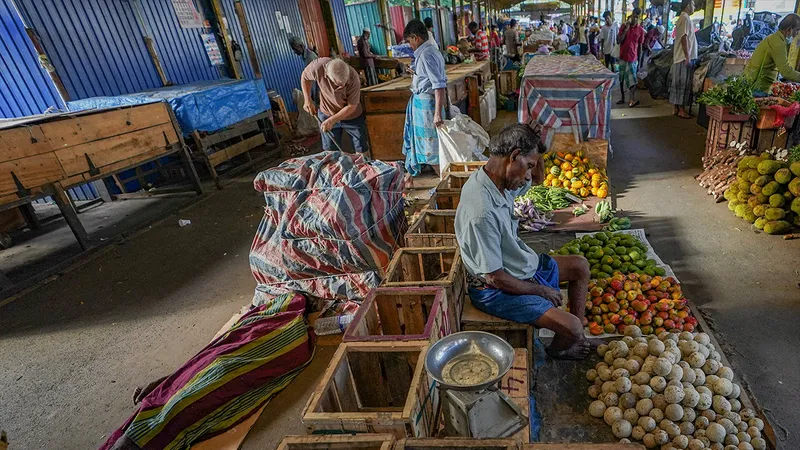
[344,287,450,344]
[394,438,517,449]
[302,341,439,438]
[426,191,461,210]
[405,210,457,248]
[382,247,466,332]
[436,172,471,193]
[277,434,395,450]
[443,161,487,175]
[462,296,534,385]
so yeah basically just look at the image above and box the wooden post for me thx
[704,0,715,27]
[234,0,260,78]
[476,0,481,26]
[459,0,464,35]
[377,0,394,50]
[131,0,169,86]
[434,0,444,45]
[24,28,70,102]
[51,183,91,250]
[414,0,421,19]
[210,0,242,79]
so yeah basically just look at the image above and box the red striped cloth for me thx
[474,30,489,61]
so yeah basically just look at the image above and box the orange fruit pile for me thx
[542,150,608,198]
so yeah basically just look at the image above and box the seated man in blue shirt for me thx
[455,124,592,360]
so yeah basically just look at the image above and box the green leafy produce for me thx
[789,147,800,164]
[697,76,758,115]
[594,200,614,222]
[516,185,574,212]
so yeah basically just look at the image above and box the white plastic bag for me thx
[292,89,320,137]
[437,114,489,179]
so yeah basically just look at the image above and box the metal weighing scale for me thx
[425,331,529,438]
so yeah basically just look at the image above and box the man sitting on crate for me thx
[455,124,593,360]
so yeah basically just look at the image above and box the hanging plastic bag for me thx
[437,113,490,179]
[292,89,320,137]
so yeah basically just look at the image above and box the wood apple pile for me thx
[586,328,768,450]
[586,273,697,336]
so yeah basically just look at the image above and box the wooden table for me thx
[361,60,491,161]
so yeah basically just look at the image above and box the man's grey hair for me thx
[489,124,547,157]
[288,35,304,47]
[325,59,351,85]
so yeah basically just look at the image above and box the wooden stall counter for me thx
[362,60,491,162]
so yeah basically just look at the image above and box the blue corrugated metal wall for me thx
[421,7,455,47]
[222,0,307,111]
[329,0,353,54]
[0,0,63,117]
[345,1,387,55]
[137,0,221,85]
[220,0,256,80]
[14,0,162,100]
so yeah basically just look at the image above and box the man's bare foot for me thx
[546,340,591,360]
[109,434,141,450]
[133,376,167,405]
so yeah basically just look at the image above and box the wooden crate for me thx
[395,438,517,449]
[548,136,609,170]
[443,161,487,175]
[500,348,530,399]
[344,287,450,343]
[427,191,461,210]
[753,127,789,152]
[436,173,471,193]
[405,210,457,248]
[302,342,439,438]
[191,110,280,189]
[704,106,754,160]
[498,70,519,94]
[277,434,395,450]
[382,247,466,332]
[462,296,534,386]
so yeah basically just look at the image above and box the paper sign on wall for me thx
[275,11,284,30]
[172,0,204,28]
[283,15,292,33]
[202,33,224,65]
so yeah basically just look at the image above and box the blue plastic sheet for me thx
[66,79,270,135]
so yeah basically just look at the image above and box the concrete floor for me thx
[0,99,799,449]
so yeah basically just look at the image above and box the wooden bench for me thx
[461,296,535,387]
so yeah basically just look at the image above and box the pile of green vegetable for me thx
[553,231,666,278]
[697,76,758,116]
[723,153,800,234]
[516,185,577,212]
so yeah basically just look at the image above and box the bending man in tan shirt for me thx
[301,58,368,153]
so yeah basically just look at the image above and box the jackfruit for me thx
[762,181,780,196]
[754,194,769,204]
[747,196,762,208]
[747,169,761,182]
[743,211,757,223]
[753,175,771,187]
[792,197,800,215]
[723,189,735,201]
[754,217,768,230]
[789,177,800,196]
[794,214,800,226]
[784,190,795,202]
[753,204,768,217]
[760,152,773,160]
[736,191,750,203]
[757,159,782,175]
[735,204,748,218]
[775,168,792,184]
[769,194,786,208]
[749,184,762,195]
[791,161,800,177]
[739,156,758,170]
[737,179,751,191]
[764,208,786,221]
[764,220,791,235]
[729,183,740,195]
[728,200,740,211]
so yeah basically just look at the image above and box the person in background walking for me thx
[578,19,588,55]
[670,0,698,118]
[402,19,448,178]
[599,11,618,72]
[288,35,318,67]
[469,22,490,61]
[301,58,368,154]
[617,8,645,107]
[424,17,439,49]
[489,24,502,48]
[356,28,378,86]
[505,19,520,61]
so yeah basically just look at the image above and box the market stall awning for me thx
[519,55,616,149]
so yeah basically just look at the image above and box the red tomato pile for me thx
[585,272,697,336]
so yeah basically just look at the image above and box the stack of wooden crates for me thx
[295,160,541,448]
